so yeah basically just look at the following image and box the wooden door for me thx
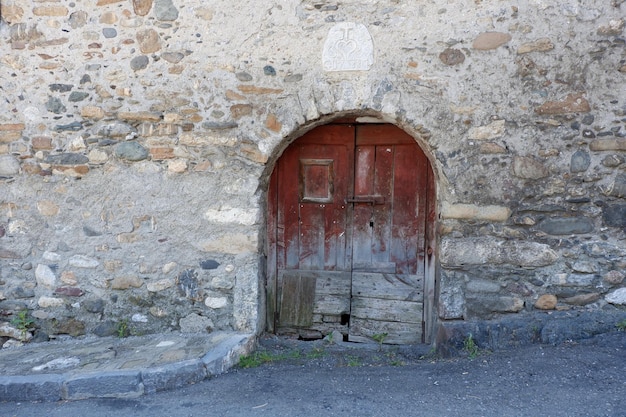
[267,124,432,344]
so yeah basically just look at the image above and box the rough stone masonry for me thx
[0,0,624,346]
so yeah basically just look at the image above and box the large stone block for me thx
[467,120,505,140]
[62,371,143,400]
[466,295,524,317]
[512,156,549,179]
[605,173,626,198]
[441,202,511,222]
[440,238,558,268]
[605,288,626,305]
[141,359,206,394]
[538,217,594,235]
[198,233,258,254]
[602,205,626,228]
[204,207,258,226]
[0,374,62,402]
[0,155,20,176]
[535,93,590,115]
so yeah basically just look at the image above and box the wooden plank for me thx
[267,160,279,332]
[349,318,423,344]
[356,124,415,145]
[313,271,351,295]
[313,295,350,316]
[278,270,351,317]
[351,297,422,323]
[423,163,437,344]
[371,144,393,265]
[352,261,396,273]
[279,144,301,270]
[297,124,355,145]
[352,272,423,301]
[278,272,317,327]
[298,202,325,269]
[390,143,423,275]
[352,145,375,268]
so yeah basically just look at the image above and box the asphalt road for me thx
[3,332,625,417]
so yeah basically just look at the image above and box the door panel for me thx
[273,125,354,336]
[347,126,427,343]
[269,123,431,343]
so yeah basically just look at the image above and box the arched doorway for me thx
[266,122,436,344]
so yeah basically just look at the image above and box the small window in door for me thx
[299,159,334,203]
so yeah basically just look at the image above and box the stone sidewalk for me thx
[0,331,255,402]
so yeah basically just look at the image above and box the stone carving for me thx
[323,22,374,72]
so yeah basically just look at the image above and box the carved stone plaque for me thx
[323,22,374,72]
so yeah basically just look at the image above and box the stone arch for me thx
[260,111,440,344]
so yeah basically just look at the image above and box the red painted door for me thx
[268,124,431,344]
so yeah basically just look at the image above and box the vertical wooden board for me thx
[298,203,325,270]
[267,163,279,332]
[278,272,317,327]
[278,145,301,270]
[322,147,349,270]
[390,144,425,274]
[325,202,349,270]
[371,145,394,264]
[297,140,352,272]
[352,146,375,268]
[423,164,437,344]
[354,145,375,194]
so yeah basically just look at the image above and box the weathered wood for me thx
[351,297,423,323]
[390,143,424,275]
[356,125,415,145]
[423,164,437,344]
[352,261,396,273]
[267,162,279,332]
[313,295,350,316]
[270,123,434,344]
[352,272,423,301]
[349,318,422,344]
[278,272,317,327]
[314,271,351,295]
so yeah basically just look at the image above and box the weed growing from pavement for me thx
[372,332,388,351]
[385,351,405,366]
[463,333,479,359]
[345,355,362,367]
[239,350,276,368]
[306,347,327,359]
[617,320,626,331]
[238,349,303,368]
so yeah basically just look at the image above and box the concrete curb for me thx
[0,333,256,402]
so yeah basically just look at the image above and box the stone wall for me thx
[0,0,624,344]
